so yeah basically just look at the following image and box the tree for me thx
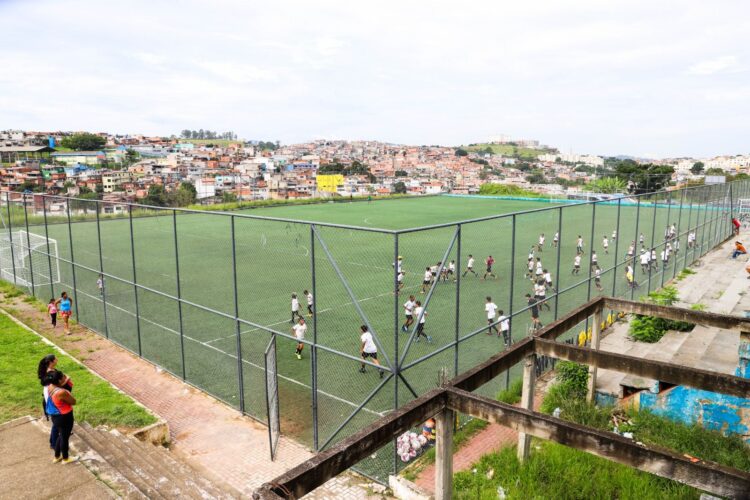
[60,133,106,151]
[395,170,408,177]
[143,184,168,207]
[525,171,546,184]
[393,181,407,194]
[124,148,139,167]
[222,191,238,203]
[691,161,704,175]
[170,182,197,206]
[705,167,724,176]
[454,148,468,157]
[613,159,674,194]
[584,177,627,194]
[180,130,192,139]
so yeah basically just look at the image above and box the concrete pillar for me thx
[517,354,536,462]
[587,308,603,403]
[434,409,455,500]
[736,331,750,379]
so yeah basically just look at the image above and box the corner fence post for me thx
[42,196,54,298]
[509,214,516,341]
[517,353,536,462]
[65,199,79,319]
[95,201,109,338]
[311,224,319,450]
[128,205,142,356]
[392,232,399,472]
[554,206,563,319]
[454,225,461,376]
[630,198,641,300]
[22,194,36,295]
[231,216,246,414]
[611,198,622,297]
[673,189,685,282]
[434,408,455,500]
[5,192,18,285]
[587,306,602,402]
[173,209,186,380]
[648,193,657,294]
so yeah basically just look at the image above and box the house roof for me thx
[0,146,55,153]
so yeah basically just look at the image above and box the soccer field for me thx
[9,186,736,479]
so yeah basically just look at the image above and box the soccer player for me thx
[688,231,696,248]
[661,248,668,269]
[534,279,550,311]
[359,325,384,378]
[535,258,544,280]
[591,251,599,270]
[528,246,535,261]
[526,258,535,279]
[525,293,542,331]
[543,268,555,291]
[303,290,314,317]
[485,296,499,336]
[552,232,559,247]
[447,260,456,282]
[292,317,307,360]
[421,267,432,293]
[602,235,609,254]
[594,267,603,291]
[402,295,416,332]
[498,310,510,346]
[572,254,581,274]
[639,249,650,273]
[96,275,104,296]
[462,255,477,277]
[576,235,584,254]
[430,263,439,282]
[413,301,431,343]
[612,229,617,241]
[639,233,645,247]
[627,241,635,260]
[650,248,658,271]
[291,293,303,324]
[537,233,545,252]
[482,255,497,280]
[626,267,639,289]
[396,271,405,293]
[393,256,404,273]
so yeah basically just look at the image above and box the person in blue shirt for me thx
[55,291,74,334]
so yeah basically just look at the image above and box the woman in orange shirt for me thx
[45,370,77,463]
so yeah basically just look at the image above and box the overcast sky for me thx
[1,0,748,158]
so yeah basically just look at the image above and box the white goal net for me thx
[0,230,61,288]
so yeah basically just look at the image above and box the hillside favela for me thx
[2,1,749,500]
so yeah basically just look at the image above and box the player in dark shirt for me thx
[525,293,542,331]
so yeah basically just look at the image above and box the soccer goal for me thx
[0,230,61,288]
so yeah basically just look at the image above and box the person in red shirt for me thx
[482,255,497,280]
[45,370,77,463]
[732,216,741,235]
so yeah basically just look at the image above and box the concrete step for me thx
[619,329,692,391]
[74,423,167,500]
[668,325,721,369]
[699,330,740,375]
[0,415,35,433]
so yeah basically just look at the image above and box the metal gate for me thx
[265,334,280,460]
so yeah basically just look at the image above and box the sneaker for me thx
[296,353,302,360]
[61,456,78,464]
[52,457,62,464]
[401,325,407,332]
[427,336,433,343]
[379,370,384,379]
[359,367,366,374]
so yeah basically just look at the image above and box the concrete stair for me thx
[33,420,237,499]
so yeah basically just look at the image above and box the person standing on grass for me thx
[535,258,544,280]
[552,232,559,247]
[482,255,497,280]
[526,258,535,279]
[485,296,499,336]
[594,267,603,291]
[413,301,431,343]
[402,295,416,332]
[602,235,609,254]
[572,254,581,275]
[498,310,510,346]
[290,293,303,324]
[396,270,405,293]
[543,269,555,292]
[45,370,77,464]
[639,249,650,273]
[537,233,545,252]
[650,248,658,271]
[55,292,73,334]
[292,317,307,360]
[534,279,550,311]
[447,260,456,282]
[576,235,584,254]
[47,299,57,328]
[462,255,477,277]
[38,355,72,451]
[591,251,599,270]
[97,274,104,296]
[639,232,645,247]
[303,290,314,317]
[612,229,617,241]
[359,325,384,378]
[421,267,432,294]
[525,293,542,331]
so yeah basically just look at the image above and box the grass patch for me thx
[496,378,523,404]
[675,268,696,281]
[453,441,697,499]
[463,143,554,159]
[0,313,156,428]
[629,287,694,343]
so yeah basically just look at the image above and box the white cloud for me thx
[688,55,742,75]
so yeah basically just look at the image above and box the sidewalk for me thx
[0,290,375,498]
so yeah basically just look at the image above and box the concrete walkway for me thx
[0,291,375,499]
[0,416,114,500]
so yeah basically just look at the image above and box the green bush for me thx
[540,361,589,414]
[629,286,694,343]
[496,378,522,404]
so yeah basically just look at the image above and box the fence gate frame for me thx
[264,333,280,460]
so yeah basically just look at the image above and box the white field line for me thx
[69,285,387,417]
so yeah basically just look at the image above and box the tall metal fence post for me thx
[647,194,657,293]
[509,214,516,341]
[22,194,36,295]
[630,198,641,300]
[5,192,18,285]
[65,199,79,319]
[673,189,685,281]
[392,232,399,474]
[173,210,186,380]
[128,205,142,356]
[586,203,597,302]
[311,224,319,450]
[454,225,461,376]
[684,189,695,271]
[95,202,109,338]
[662,191,672,288]
[42,196,54,298]
[231,216,246,414]
[553,207,562,320]
[611,199,622,297]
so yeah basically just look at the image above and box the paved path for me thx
[0,293,375,499]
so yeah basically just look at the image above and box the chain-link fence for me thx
[0,180,744,482]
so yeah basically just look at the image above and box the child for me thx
[291,293,303,323]
[485,296,499,336]
[48,299,57,328]
[303,290,314,317]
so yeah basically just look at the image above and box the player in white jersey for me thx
[396,271,405,293]
[292,317,307,360]
[543,269,555,291]
[535,258,544,278]
[402,295,416,332]
[552,232,559,247]
[591,251,599,270]
[576,235,584,254]
[446,260,456,282]
[612,229,617,241]
[291,293,303,324]
[639,249,650,273]
[463,255,478,277]
[498,310,510,346]
[594,267,603,291]
[359,325,384,377]
[393,256,403,273]
[485,296,499,336]
[537,233,545,252]
[572,254,581,274]
[421,267,432,294]
[526,258,535,279]
[602,236,609,254]
[650,249,658,271]
[303,290,314,317]
[534,279,550,311]
[413,301,431,343]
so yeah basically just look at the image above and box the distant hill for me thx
[463,143,557,160]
